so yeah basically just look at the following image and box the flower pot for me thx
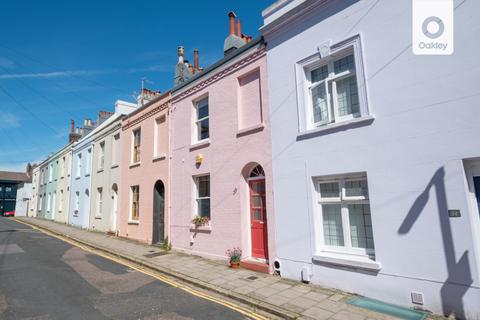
[230,261,240,269]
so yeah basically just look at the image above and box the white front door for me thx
[111,191,118,232]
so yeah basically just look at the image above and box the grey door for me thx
[152,181,165,244]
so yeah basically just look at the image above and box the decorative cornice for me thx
[172,48,266,104]
[122,101,170,131]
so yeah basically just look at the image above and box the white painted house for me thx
[262,0,480,318]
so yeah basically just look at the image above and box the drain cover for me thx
[143,251,168,258]
[247,276,258,281]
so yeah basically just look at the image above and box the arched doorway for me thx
[248,165,268,260]
[152,180,165,244]
[111,183,118,233]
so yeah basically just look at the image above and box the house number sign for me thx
[448,210,461,218]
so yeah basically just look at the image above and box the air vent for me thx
[411,291,424,305]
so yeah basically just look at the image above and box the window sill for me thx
[95,216,102,220]
[189,224,212,233]
[313,251,381,272]
[129,162,141,169]
[236,123,265,137]
[75,177,80,180]
[128,220,139,225]
[153,154,167,162]
[297,115,375,140]
[60,176,64,180]
[190,139,210,151]
[111,164,119,169]
[85,174,90,177]
[97,169,104,173]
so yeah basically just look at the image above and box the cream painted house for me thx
[89,101,137,233]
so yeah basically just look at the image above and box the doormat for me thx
[347,296,428,320]
[143,251,169,258]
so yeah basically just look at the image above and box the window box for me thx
[189,224,212,233]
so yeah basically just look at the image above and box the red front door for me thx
[249,179,268,260]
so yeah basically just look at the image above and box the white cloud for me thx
[0,57,15,69]
[0,113,20,128]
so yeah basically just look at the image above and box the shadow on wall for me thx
[398,167,473,319]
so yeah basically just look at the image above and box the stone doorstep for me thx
[16,218,299,320]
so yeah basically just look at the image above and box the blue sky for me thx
[0,0,272,171]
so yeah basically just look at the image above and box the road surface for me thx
[0,217,247,320]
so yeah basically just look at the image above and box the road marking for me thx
[14,220,270,320]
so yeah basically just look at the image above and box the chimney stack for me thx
[236,19,242,37]
[178,46,185,64]
[194,49,199,71]
[71,119,74,133]
[228,12,236,35]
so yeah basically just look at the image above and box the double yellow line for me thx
[15,219,270,320]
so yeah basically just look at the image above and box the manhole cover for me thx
[247,276,258,281]
[143,251,168,258]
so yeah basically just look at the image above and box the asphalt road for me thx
[0,217,247,320]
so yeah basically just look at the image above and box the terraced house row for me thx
[26,1,480,318]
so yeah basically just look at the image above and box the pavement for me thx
[13,216,437,320]
[0,217,248,320]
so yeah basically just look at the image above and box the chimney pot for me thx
[236,19,242,37]
[178,46,185,64]
[194,49,199,71]
[228,11,236,35]
[71,119,74,133]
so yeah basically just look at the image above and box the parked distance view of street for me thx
[0,218,247,319]
[1,0,480,319]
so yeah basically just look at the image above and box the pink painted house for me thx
[170,12,276,272]
[119,90,170,244]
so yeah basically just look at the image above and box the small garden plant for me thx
[191,215,209,226]
[226,247,242,263]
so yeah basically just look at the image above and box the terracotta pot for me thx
[230,261,240,269]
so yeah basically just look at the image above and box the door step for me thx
[240,260,270,274]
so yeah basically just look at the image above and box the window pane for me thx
[336,76,359,116]
[252,195,262,207]
[253,209,262,221]
[199,118,209,140]
[252,181,265,194]
[311,84,329,124]
[345,180,369,198]
[334,54,355,74]
[349,204,374,249]
[322,204,344,246]
[198,103,209,119]
[197,176,210,197]
[311,65,328,82]
[319,182,340,198]
[198,199,210,218]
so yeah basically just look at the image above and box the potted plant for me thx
[226,247,242,269]
[191,215,209,227]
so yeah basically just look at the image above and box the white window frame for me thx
[85,148,92,176]
[74,191,80,215]
[59,189,64,212]
[194,174,211,219]
[153,115,166,158]
[296,35,369,132]
[61,157,65,178]
[314,174,374,257]
[49,164,53,182]
[98,141,105,170]
[76,153,82,178]
[130,185,140,221]
[194,97,209,143]
[111,133,120,167]
[96,187,103,218]
[131,128,141,164]
[47,193,52,212]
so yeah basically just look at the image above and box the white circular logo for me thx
[422,16,445,39]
